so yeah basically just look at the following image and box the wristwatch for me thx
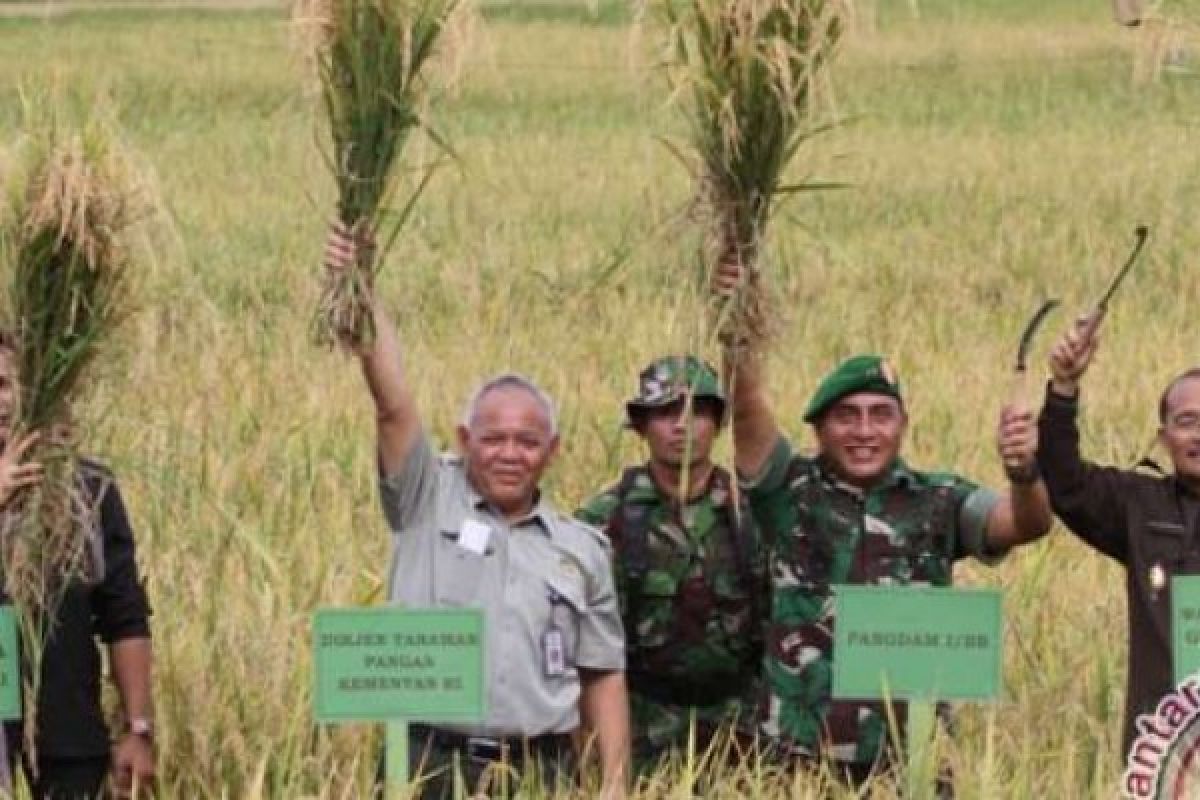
[128,717,155,743]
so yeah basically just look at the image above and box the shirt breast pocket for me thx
[433,514,493,607]
[628,570,678,649]
[1140,519,1194,601]
[1143,519,1188,576]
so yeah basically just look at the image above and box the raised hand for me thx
[711,258,744,299]
[322,221,379,352]
[1048,315,1099,396]
[997,404,1038,483]
[0,431,42,511]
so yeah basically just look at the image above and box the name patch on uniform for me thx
[458,519,491,556]
[832,586,1002,701]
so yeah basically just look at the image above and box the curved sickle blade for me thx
[1016,299,1061,372]
[1097,225,1149,312]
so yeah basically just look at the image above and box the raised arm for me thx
[324,225,421,476]
[1035,317,1131,560]
[983,404,1053,551]
[713,260,780,478]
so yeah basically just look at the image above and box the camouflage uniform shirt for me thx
[576,464,767,758]
[744,436,1002,765]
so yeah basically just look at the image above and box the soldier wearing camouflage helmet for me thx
[576,355,767,775]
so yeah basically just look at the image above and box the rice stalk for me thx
[662,0,846,349]
[301,0,458,349]
[0,95,143,758]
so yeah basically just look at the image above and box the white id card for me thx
[542,627,566,678]
[458,519,491,555]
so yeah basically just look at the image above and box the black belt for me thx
[628,670,749,708]
[410,724,574,765]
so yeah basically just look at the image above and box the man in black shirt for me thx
[1038,317,1200,758]
[0,339,155,798]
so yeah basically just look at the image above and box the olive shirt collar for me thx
[461,477,554,536]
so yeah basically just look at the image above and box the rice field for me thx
[1,0,1199,796]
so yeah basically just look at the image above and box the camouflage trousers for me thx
[630,689,761,776]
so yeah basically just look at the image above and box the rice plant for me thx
[301,0,458,349]
[662,0,846,347]
[0,4,1191,795]
[0,96,142,754]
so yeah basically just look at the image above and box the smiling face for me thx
[632,398,721,471]
[457,385,559,519]
[1160,375,1200,493]
[813,391,907,489]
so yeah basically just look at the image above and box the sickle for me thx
[1096,224,1149,314]
[1015,298,1061,373]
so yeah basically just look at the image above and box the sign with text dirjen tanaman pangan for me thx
[312,608,484,723]
[832,586,1002,702]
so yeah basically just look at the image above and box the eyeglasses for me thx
[1167,412,1200,433]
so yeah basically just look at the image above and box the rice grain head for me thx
[663,0,846,349]
[0,95,147,758]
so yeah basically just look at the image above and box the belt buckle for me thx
[465,736,504,763]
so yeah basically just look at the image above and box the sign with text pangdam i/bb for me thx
[312,607,484,723]
[832,586,1003,702]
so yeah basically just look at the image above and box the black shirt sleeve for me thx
[87,471,151,643]
[1037,386,1133,563]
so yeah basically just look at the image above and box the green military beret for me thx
[803,354,903,423]
[626,355,726,426]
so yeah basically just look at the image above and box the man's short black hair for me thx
[1159,368,1200,423]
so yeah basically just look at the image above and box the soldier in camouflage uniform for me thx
[720,332,1053,788]
[576,356,767,774]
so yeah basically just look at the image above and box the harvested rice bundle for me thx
[0,103,142,750]
[302,0,458,349]
[664,0,845,348]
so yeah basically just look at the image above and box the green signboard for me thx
[1172,576,1200,684]
[312,607,485,723]
[833,586,1003,701]
[0,607,18,720]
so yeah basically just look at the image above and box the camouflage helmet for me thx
[625,355,727,428]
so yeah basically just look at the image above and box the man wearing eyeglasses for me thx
[1038,317,1200,763]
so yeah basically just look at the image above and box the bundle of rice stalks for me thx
[0,101,141,750]
[663,0,846,349]
[302,0,458,349]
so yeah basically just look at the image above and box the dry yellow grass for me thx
[0,0,1196,795]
